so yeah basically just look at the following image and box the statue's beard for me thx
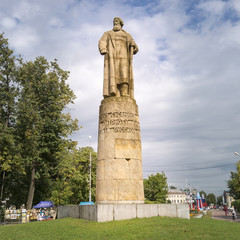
[113,25,121,31]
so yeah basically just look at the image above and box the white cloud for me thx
[1,17,18,29]
[198,0,226,15]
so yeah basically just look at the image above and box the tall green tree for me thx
[0,33,24,202]
[228,161,240,200]
[217,196,223,205]
[144,172,168,203]
[206,193,216,205]
[51,146,97,205]
[15,56,79,209]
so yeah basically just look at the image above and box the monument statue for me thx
[98,17,138,98]
[96,18,144,204]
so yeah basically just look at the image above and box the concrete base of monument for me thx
[57,204,190,222]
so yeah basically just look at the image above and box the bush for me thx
[190,209,198,214]
[232,200,240,212]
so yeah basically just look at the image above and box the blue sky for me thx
[1,0,240,197]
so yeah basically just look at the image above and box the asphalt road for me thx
[211,209,240,222]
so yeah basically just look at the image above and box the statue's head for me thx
[113,17,124,31]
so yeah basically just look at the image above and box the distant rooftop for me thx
[168,189,186,194]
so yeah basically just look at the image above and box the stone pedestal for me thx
[57,204,190,222]
[96,97,144,204]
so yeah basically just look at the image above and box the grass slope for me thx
[0,216,239,240]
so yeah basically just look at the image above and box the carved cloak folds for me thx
[98,30,138,98]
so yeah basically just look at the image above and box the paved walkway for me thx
[211,209,240,222]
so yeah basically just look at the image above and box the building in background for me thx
[223,191,235,208]
[167,190,187,204]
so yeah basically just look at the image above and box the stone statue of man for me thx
[98,17,138,98]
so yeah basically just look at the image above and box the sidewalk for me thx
[211,209,240,222]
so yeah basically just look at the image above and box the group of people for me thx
[37,207,56,221]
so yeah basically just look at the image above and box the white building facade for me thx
[167,190,187,204]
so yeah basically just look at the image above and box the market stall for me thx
[33,201,56,220]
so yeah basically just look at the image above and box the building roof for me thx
[168,190,186,195]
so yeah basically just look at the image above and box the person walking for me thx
[232,207,237,221]
[224,205,228,216]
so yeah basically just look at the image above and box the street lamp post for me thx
[88,136,92,203]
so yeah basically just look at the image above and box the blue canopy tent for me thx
[33,201,54,208]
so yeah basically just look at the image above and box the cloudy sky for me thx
[1,0,240,197]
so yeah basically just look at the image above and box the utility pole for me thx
[89,136,92,202]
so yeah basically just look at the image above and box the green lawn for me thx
[0,216,239,240]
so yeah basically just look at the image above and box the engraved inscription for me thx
[99,111,140,135]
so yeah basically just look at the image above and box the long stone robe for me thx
[98,29,138,98]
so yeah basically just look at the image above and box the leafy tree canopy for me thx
[217,196,223,205]
[0,32,80,208]
[228,161,240,200]
[206,193,216,205]
[144,172,168,203]
[51,146,97,205]
[0,33,23,202]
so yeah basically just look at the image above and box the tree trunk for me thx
[0,171,6,201]
[27,163,36,209]
[5,76,9,129]
[1,77,9,201]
